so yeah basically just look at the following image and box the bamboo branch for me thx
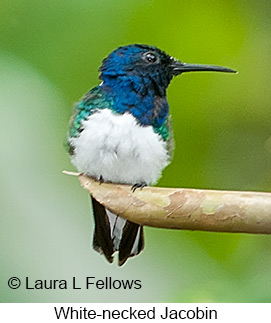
[65,172,271,235]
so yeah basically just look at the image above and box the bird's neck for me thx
[101,75,169,128]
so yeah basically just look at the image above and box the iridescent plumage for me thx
[67,44,236,265]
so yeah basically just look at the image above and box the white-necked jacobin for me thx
[67,44,236,266]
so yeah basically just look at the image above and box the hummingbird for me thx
[67,44,236,266]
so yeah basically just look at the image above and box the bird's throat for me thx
[101,76,169,128]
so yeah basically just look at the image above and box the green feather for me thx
[153,115,174,159]
[68,86,113,140]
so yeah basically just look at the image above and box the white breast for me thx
[69,109,170,185]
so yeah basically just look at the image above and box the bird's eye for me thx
[143,52,157,63]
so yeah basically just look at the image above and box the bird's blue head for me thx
[99,44,236,96]
[98,44,236,127]
[99,44,176,96]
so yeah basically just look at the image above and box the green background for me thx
[1,0,271,302]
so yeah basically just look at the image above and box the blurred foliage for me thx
[0,0,271,302]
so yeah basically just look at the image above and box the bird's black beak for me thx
[171,60,237,75]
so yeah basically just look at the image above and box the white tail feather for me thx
[106,210,126,251]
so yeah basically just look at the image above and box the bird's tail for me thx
[91,196,144,266]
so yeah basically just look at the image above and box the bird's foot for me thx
[131,182,147,193]
[99,175,104,185]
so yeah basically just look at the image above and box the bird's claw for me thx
[131,182,147,192]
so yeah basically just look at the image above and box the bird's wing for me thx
[164,114,175,161]
[66,86,112,154]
